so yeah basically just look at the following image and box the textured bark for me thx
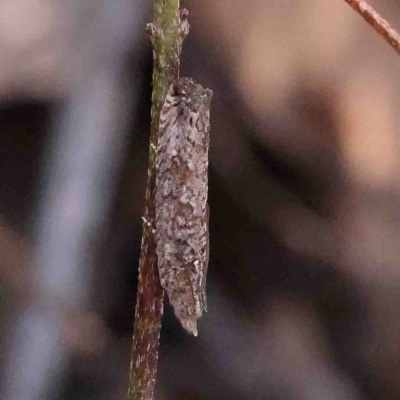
[127,2,188,400]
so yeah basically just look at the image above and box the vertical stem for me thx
[127,1,188,399]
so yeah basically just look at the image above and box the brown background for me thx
[1,1,400,399]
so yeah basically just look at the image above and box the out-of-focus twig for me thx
[343,0,400,54]
[127,1,189,399]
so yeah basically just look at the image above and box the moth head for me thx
[173,78,213,114]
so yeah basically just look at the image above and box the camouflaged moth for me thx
[154,78,212,336]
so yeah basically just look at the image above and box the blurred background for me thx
[1,0,400,399]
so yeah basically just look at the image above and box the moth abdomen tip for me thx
[180,317,198,337]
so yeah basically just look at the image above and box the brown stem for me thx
[127,2,188,400]
[343,0,400,54]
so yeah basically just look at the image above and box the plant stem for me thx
[343,0,400,54]
[127,1,188,399]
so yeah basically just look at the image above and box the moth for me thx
[154,78,212,336]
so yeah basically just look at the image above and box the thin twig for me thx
[344,0,400,54]
[127,1,188,399]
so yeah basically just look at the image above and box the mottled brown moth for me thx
[154,78,212,336]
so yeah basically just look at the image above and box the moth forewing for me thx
[154,78,212,336]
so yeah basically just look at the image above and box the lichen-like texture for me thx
[155,78,212,336]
